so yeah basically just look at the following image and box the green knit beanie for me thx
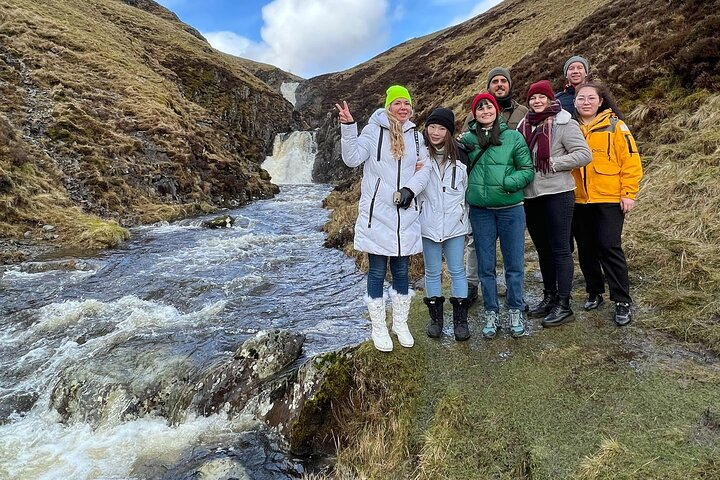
[384,85,412,109]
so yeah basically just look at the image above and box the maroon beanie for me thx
[526,80,555,101]
[471,92,500,119]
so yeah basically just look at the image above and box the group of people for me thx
[336,55,643,352]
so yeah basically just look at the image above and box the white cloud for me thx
[448,0,503,26]
[203,0,390,78]
[202,31,269,61]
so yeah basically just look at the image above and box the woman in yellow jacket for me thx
[572,82,642,326]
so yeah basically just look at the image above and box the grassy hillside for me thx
[304,0,720,476]
[315,0,720,351]
[0,0,296,260]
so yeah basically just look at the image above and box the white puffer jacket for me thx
[341,109,431,256]
[416,156,470,242]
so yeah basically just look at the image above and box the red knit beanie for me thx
[471,92,500,119]
[526,80,555,101]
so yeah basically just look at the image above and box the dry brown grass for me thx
[625,93,720,351]
[0,0,294,253]
[574,438,628,479]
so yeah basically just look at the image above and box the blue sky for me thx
[155,0,503,78]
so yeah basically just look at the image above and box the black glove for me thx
[398,187,415,209]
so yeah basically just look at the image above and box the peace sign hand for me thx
[335,100,354,124]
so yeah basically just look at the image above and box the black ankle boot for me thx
[449,297,470,341]
[529,290,557,318]
[424,296,445,338]
[541,295,575,327]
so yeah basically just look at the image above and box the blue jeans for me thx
[367,254,409,299]
[469,205,526,311]
[422,235,467,298]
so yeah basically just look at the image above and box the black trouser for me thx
[525,190,575,297]
[572,203,632,303]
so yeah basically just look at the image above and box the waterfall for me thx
[261,131,317,185]
[280,82,300,107]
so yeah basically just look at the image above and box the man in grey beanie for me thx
[462,67,528,131]
[556,55,590,115]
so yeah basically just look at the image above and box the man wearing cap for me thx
[556,55,590,116]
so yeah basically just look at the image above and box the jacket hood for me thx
[555,109,572,125]
[369,108,416,131]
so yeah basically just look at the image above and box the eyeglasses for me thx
[575,96,599,104]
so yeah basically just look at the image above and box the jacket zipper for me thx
[396,156,402,256]
[368,178,381,228]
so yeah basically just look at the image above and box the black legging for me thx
[525,190,575,297]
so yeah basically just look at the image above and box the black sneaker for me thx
[614,302,632,326]
[467,283,479,306]
[583,294,604,311]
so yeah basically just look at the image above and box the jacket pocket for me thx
[591,162,621,197]
[592,162,620,175]
[367,178,381,228]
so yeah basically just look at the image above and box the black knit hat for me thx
[425,107,455,134]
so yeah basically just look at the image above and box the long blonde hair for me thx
[387,110,406,160]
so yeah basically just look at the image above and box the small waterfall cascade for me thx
[261,131,317,184]
[280,81,300,107]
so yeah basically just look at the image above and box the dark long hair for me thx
[574,82,625,121]
[473,98,502,147]
[423,129,460,164]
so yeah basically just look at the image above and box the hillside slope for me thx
[311,0,720,350]
[298,1,720,476]
[0,0,297,260]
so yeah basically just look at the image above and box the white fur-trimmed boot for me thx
[389,289,414,348]
[366,296,393,352]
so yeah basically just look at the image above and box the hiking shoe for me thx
[482,310,499,338]
[583,294,604,311]
[508,309,525,338]
[614,302,632,326]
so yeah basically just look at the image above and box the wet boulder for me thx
[188,329,305,416]
[49,329,304,428]
[202,214,235,229]
[250,348,356,455]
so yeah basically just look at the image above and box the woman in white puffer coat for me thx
[336,85,431,353]
[415,108,472,342]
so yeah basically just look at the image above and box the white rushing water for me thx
[261,131,317,184]
[0,185,367,478]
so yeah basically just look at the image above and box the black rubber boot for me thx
[528,289,557,318]
[449,297,470,341]
[541,295,575,328]
[424,296,445,338]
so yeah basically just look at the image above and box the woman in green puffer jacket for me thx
[460,93,534,339]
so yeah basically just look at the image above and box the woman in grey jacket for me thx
[416,108,471,341]
[518,80,591,327]
[336,85,431,352]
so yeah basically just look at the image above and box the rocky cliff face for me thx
[0,0,300,257]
